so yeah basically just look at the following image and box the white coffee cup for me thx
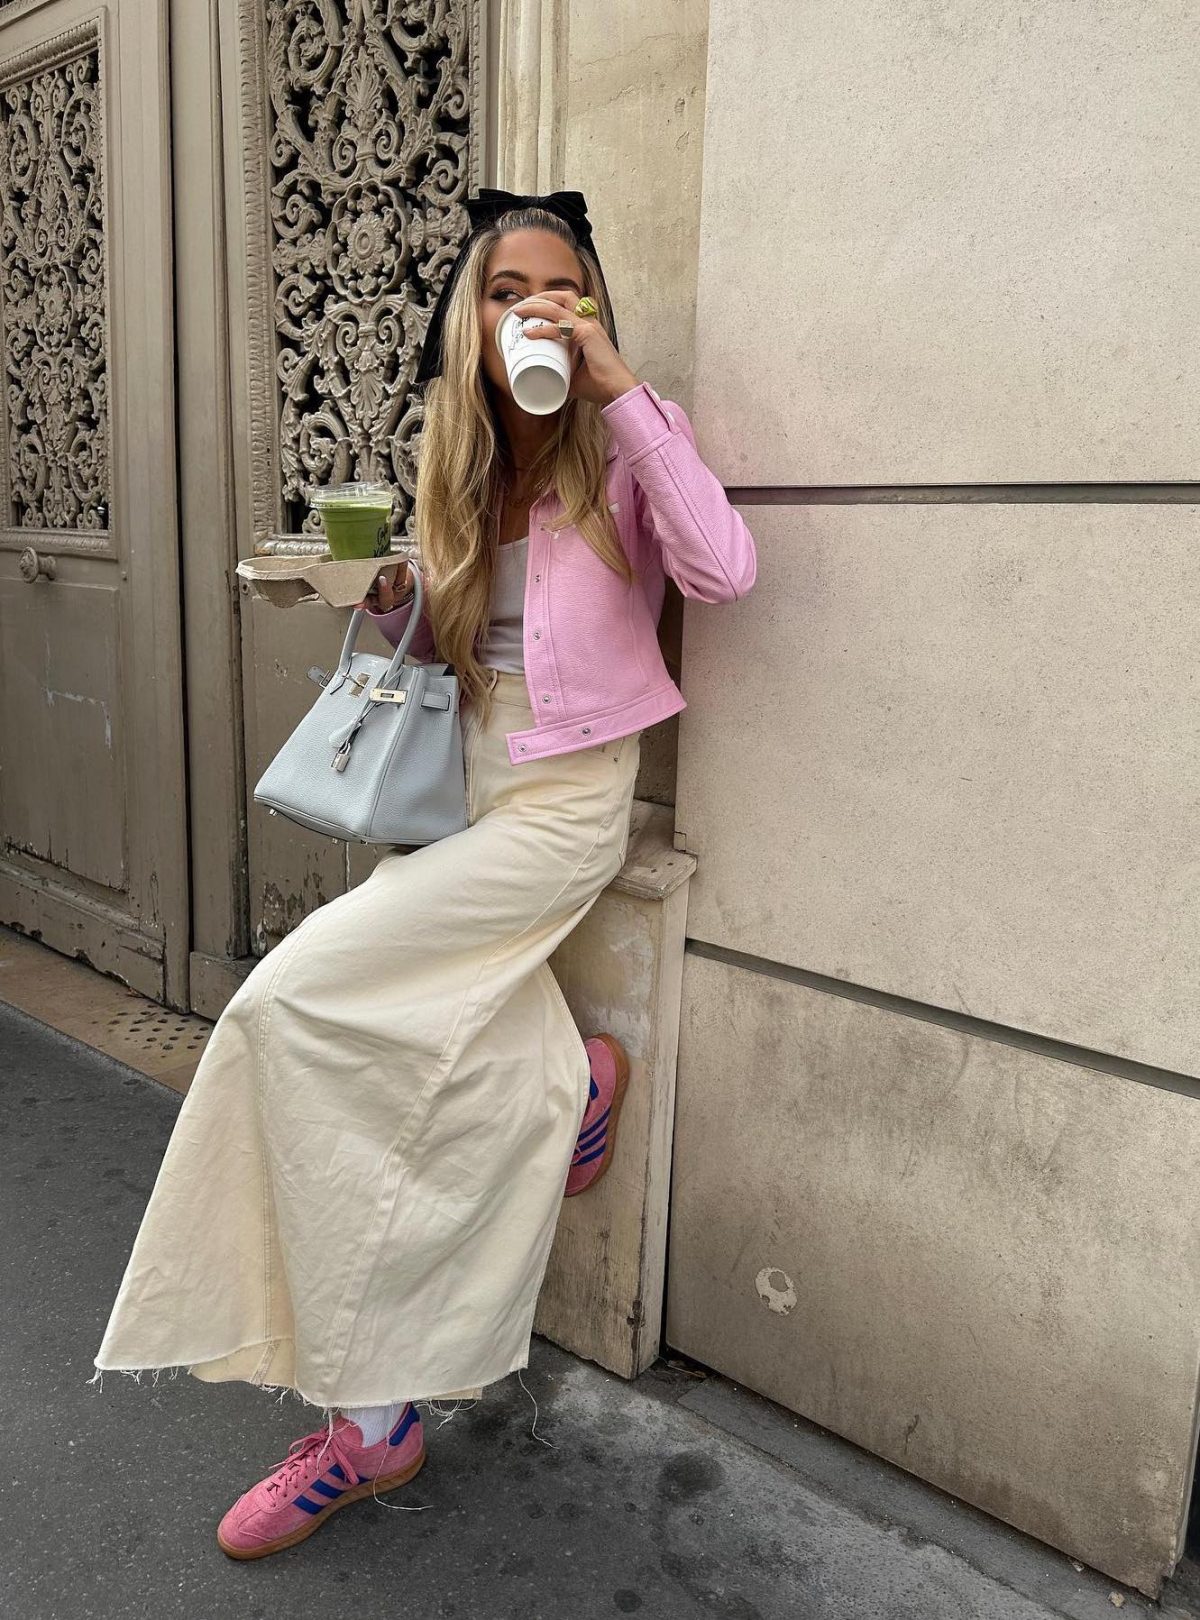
[495,307,572,415]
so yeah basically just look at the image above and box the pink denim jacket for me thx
[367,380,758,764]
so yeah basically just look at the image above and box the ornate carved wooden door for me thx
[0,0,186,1002]
[221,0,485,961]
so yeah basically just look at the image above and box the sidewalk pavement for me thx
[3,997,1197,1620]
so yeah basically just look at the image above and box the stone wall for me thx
[665,0,1200,1597]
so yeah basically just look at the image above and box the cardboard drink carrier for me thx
[236,551,410,610]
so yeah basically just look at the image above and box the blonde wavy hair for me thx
[413,206,633,725]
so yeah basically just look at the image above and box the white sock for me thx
[341,1400,409,1447]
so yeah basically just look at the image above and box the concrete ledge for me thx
[536,800,696,1378]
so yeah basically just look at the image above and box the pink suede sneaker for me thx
[217,1404,425,1560]
[565,1033,630,1197]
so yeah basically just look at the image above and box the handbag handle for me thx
[333,557,426,690]
[322,560,460,769]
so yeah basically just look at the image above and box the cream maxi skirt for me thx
[92,666,641,1410]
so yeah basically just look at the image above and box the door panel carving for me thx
[266,0,477,537]
[0,24,109,531]
[229,0,485,953]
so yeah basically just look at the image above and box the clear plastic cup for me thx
[495,309,572,415]
[309,481,394,561]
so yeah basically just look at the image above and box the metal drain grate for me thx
[103,1003,211,1059]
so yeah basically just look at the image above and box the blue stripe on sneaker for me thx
[577,1108,611,1148]
[293,1494,325,1515]
[310,1478,345,1500]
[588,1075,599,1100]
[388,1404,418,1446]
[329,1463,347,1481]
[574,1141,608,1167]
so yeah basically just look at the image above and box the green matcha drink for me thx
[309,481,394,561]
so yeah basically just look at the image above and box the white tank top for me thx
[479,535,527,673]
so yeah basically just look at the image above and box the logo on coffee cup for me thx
[504,313,541,353]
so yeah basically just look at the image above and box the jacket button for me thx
[518,744,527,752]
[533,629,541,639]
[542,695,551,703]
[581,726,591,734]
[534,573,541,582]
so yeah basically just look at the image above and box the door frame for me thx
[169,0,249,1015]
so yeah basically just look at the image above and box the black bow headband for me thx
[414,188,616,386]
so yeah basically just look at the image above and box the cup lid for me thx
[308,480,393,506]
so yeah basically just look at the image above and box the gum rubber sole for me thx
[216,1448,427,1560]
[567,1032,630,1196]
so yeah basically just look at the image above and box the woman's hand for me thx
[355,562,413,613]
[509,290,640,408]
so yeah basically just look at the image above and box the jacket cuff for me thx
[600,381,678,464]
[364,594,415,642]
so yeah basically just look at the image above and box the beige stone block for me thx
[694,0,1200,484]
[675,503,1200,1077]
[535,803,695,1377]
[498,0,709,411]
[666,951,1200,1595]
[562,0,708,409]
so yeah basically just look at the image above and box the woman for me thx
[90,189,757,1559]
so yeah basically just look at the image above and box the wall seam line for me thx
[724,484,1200,505]
[685,938,1200,1100]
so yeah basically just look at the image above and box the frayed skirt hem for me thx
[86,1335,518,1411]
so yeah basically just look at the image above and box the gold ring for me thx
[573,296,598,318]
[556,318,575,338]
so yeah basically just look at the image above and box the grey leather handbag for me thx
[253,561,468,845]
